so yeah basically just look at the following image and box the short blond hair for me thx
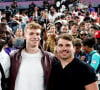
[24,21,41,33]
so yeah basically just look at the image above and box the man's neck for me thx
[25,47,39,54]
[60,56,74,69]
[17,35,22,38]
[88,48,94,54]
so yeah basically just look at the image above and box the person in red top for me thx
[94,30,100,54]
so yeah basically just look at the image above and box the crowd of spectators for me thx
[0,0,100,89]
[0,0,100,56]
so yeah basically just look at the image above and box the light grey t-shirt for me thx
[15,49,44,90]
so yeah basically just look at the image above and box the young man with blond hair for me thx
[10,22,54,90]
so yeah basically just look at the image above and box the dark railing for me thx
[0,0,49,9]
[0,0,43,2]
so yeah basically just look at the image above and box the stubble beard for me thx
[60,53,72,61]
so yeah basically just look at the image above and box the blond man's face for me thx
[24,28,41,48]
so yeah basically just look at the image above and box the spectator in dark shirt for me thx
[49,33,99,90]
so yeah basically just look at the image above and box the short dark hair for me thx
[60,15,65,19]
[74,16,79,19]
[80,22,85,26]
[74,38,82,47]
[56,33,74,45]
[1,17,6,22]
[82,37,96,48]
[90,25,99,31]
[0,22,7,30]
[71,22,78,26]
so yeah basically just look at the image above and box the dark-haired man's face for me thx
[80,25,85,30]
[74,45,81,53]
[71,25,78,32]
[56,38,74,60]
[1,19,7,23]
[75,18,80,23]
[80,31,88,40]
[0,27,7,47]
[82,44,88,53]
[85,23,91,30]
[89,28,96,37]
[66,15,72,21]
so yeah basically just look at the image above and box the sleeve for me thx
[82,64,98,85]
[90,54,100,71]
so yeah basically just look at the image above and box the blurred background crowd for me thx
[0,0,100,61]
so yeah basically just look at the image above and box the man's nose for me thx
[62,46,67,50]
[33,34,37,37]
